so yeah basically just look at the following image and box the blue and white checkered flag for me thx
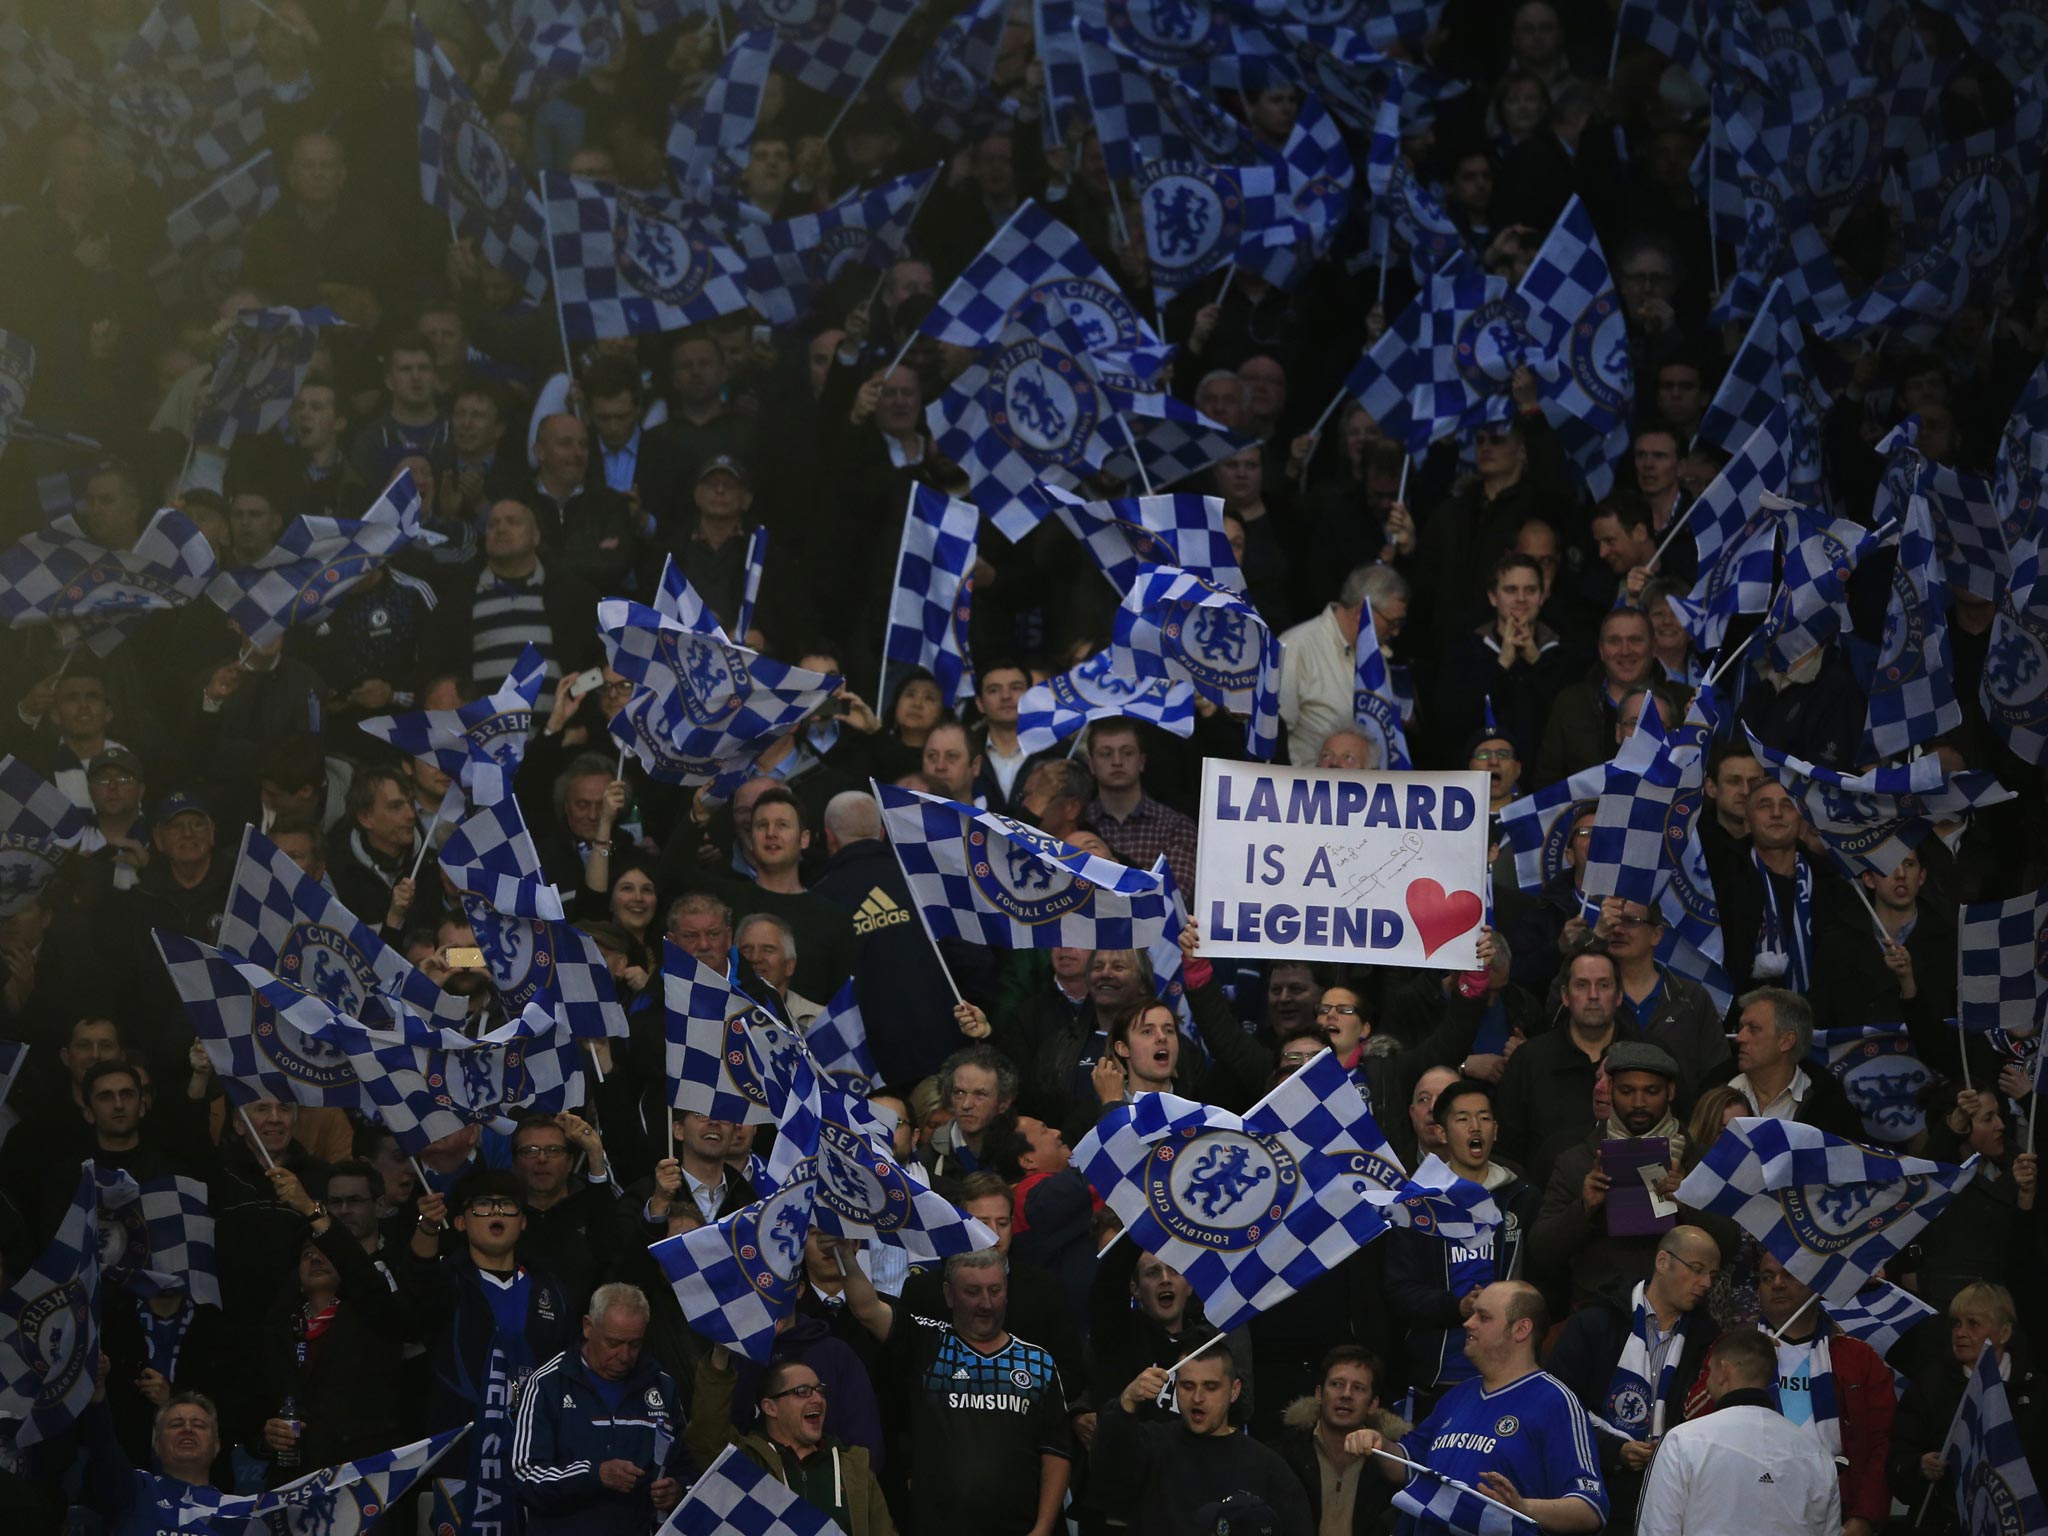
[0,1161,102,1445]
[205,469,431,649]
[359,642,546,789]
[1824,1280,1935,1360]
[1382,1154,1506,1245]
[1874,420,2004,604]
[734,0,916,101]
[1899,97,2044,282]
[155,930,381,1111]
[803,980,879,1097]
[156,149,277,288]
[0,24,94,158]
[921,199,1159,351]
[1579,686,1678,913]
[1267,94,1352,266]
[1714,0,1867,93]
[1392,1463,1542,1536]
[1811,1023,1933,1146]
[1354,608,1412,770]
[1709,79,1887,246]
[1016,647,1195,754]
[1135,157,1290,306]
[1267,26,1467,134]
[1497,763,1607,893]
[662,942,819,1126]
[1938,0,2048,85]
[93,1168,219,1307]
[905,0,1007,138]
[1675,1117,1975,1301]
[1678,406,1792,648]
[1516,196,1632,498]
[660,1443,848,1536]
[1811,185,1978,346]
[1410,262,1532,450]
[0,506,217,657]
[885,485,979,707]
[1338,272,1441,453]
[1994,359,2048,551]
[0,1038,23,1149]
[650,1171,819,1362]
[1957,879,2048,1030]
[110,0,267,185]
[0,753,87,915]
[1076,19,1263,181]
[1115,563,1281,758]
[415,19,551,302]
[544,173,751,341]
[1367,76,1468,282]
[1698,279,1830,498]
[1756,497,1876,671]
[652,552,729,638]
[1858,493,1960,761]
[192,305,342,453]
[1748,731,2014,878]
[875,783,1173,951]
[1078,1051,1442,1330]
[738,168,937,326]
[1616,0,1706,76]
[1948,1341,2048,1536]
[222,821,471,1029]
[0,329,30,462]
[599,599,841,784]
[502,0,622,106]
[320,1001,583,1155]
[1044,485,1246,598]
[666,26,772,205]
[178,1426,470,1533]
[734,525,768,640]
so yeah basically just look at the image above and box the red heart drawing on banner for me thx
[1404,878,1483,958]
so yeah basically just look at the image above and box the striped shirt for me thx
[472,561,556,687]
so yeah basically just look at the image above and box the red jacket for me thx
[1683,1326,1896,1525]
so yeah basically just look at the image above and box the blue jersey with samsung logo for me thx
[1396,1369,1608,1534]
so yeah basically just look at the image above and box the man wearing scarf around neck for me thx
[1707,779,1849,1000]
[1681,1252,1895,1536]
[1548,1224,1724,1534]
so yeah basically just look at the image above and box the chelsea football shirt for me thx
[1397,1368,1608,1533]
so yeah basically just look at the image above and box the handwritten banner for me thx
[1194,762,1490,971]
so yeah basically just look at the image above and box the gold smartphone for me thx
[441,946,487,969]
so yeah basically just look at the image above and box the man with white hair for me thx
[81,1389,226,1530]
[737,910,821,1024]
[1277,562,1411,765]
[513,1282,684,1536]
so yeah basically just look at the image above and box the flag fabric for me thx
[874,784,1173,951]
[660,1443,848,1536]
[0,507,217,657]
[543,174,752,341]
[1946,1342,2048,1536]
[1515,197,1633,497]
[1043,485,1246,597]
[1679,407,1793,648]
[1629,689,1733,1012]
[1696,280,1830,498]
[501,0,623,106]
[1714,0,1866,93]
[1898,97,2045,281]
[1114,563,1282,758]
[360,642,546,790]
[1711,80,1887,243]
[1861,493,1961,761]
[737,169,937,326]
[0,1038,23,1148]
[93,1169,219,1306]
[1409,262,1532,448]
[151,149,278,298]
[1748,734,2013,877]
[884,486,979,707]
[0,1161,102,1445]
[1936,0,2048,86]
[191,305,341,452]
[734,526,768,640]
[1811,1024,1935,1146]
[902,0,1007,139]
[1674,1118,1975,1301]
[665,27,772,204]
[919,200,1159,353]
[1075,19,1264,180]
[734,0,917,101]
[1578,690,1677,913]
[0,23,94,155]
[1994,360,2048,552]
[0,330,32,464]
[0,754,88,916]
[1879,429,2002,606]
[1078,1051,1494,1330]
[178,1427,470,1533]
[1755,498,1877,671]
[663,944,817,1126]
[803,981,879,1097]
[220,823,471,1032]
[1617,0,1706,75]
[415,19,551,301]
[1823,1280,1935,1360]
[110,0,268,184]
[1809,190,1978,347]
[1262,95,1352,277]
[1016,648,1196,753]
[652,552,729,638]
[204,470,431,648]
[1136,158,1290,307]
[598,600,841,783]
[650,1172,819,1361]
[1497,764,1607,893]
[315,1003,584,1154]
[1392,1465,1543,1536]
[1353,611,1413,770]
[1983,373,2048,761]
[1956,880,2048,1030]
[1366,75,1467,281]
[1338,276,1440,454]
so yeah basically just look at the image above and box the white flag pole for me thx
[869,779,964,1005]
[536,172,577,382]
[238,1106,277,1170]
[1913,1346,1983,1525]
[1848,880,1892,950]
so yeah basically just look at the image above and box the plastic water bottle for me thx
[275,1395,303,1470]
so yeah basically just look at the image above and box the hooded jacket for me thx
[1272,1397,1412,1536]
[1383,1159,1541,1390]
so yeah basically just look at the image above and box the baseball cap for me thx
[695,453,750,489]
[1605,1042,1681,1082]
[153,791,213,825]
[86,747,145,780]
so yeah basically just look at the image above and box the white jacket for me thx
[1638,1400,1842,1536]
[1276,605,1354,765]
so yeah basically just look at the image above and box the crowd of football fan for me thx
[1,0,2046,1533]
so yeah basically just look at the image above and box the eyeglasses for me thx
[515,1145,569,1159]
[1316,1002,1360,1017]
[465,1200,522,1217]
[1667,1253,1718,1280]
[767,1382,827,1401]
[92,771,139,786]
[1469,749,1515,764]
[1610,913,1656,928]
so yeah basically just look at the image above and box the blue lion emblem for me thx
[460,1049,497,1111]
[1147,0,1203,41]
[1002,841,1054,891]
[1011,369,1069,441]
[1812,1181,1883,1229]
[1988,625,2043,696]
[305,946,360,1011]
[1185,1142,1272,1217]
[1190,607,1247,664]
[1152,184,1212,257]
[769,1201,806,1267]
[287,1483,342,1536]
